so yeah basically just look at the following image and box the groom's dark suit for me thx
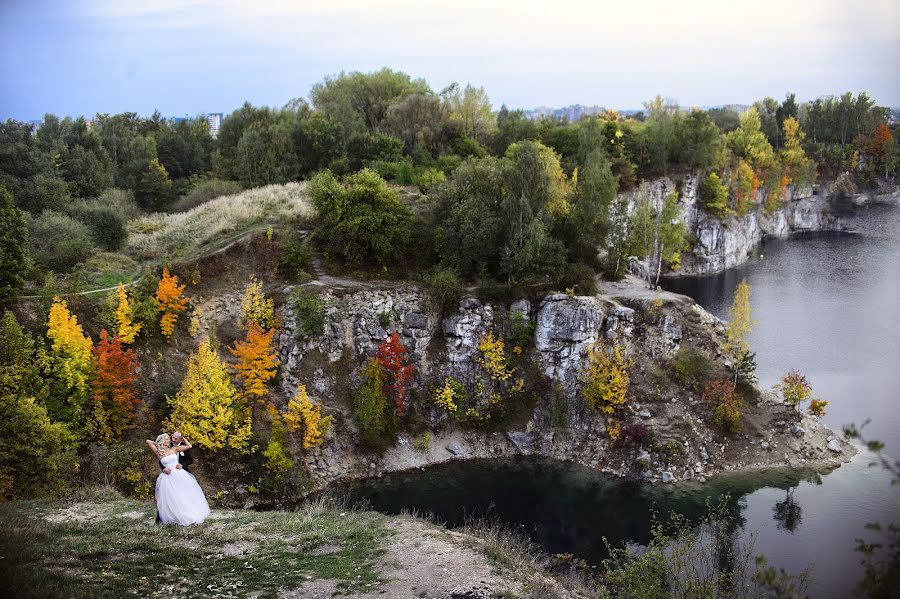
[155,447,195,523]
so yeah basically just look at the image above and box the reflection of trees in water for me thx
[773,488,803,532]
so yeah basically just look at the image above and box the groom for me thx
[155,431,195,523]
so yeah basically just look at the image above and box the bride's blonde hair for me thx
[155,433,170,454]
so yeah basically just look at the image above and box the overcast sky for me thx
[1,0,898,120]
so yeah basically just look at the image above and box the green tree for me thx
[308,168,411,268]
[444,83,497,144]
[698,172,731,217]
[0,185,28,303]
[137,158,173,211]
[353,358,395,448]
[567,148,617,263]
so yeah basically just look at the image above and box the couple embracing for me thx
[145,431,210,526]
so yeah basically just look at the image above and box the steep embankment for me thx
[267,273,851,493]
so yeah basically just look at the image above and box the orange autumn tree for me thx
[228,323,279,399]
[155,267,188,339]
[90,330,139,441]
[374,332,415,416]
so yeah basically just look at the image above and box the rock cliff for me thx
[273,276,851,491]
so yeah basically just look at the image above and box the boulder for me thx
[661,471,676,484]
[506,431,535,454]
[446,442,463,456]
[826,439,843,453]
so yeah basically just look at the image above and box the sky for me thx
[1,0,899,120]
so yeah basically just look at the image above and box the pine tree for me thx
[138,158,173,211]
[114,283,141,344]
[155,267,188,339]
[91,330,139,441]
[228,323,279,398]
[283,384,332,449]
[0,185,28,304]
[166,338,250,452]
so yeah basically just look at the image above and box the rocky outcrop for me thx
[534,294,605,391]
[273,279,853,490]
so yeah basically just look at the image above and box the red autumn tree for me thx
[375,332,415,416]
[868,123,893,157]
[91,329,140,440]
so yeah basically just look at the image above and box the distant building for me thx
[205,113,223,138]
[522,104,606,121]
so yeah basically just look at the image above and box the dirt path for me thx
[280,518,530,599]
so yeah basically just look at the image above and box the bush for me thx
[557,262,597,296]
[309,169,411,269]
[277,233,312,282]
[618,421,650,447]
[169,178,242,213]
[703,378,742,433]
[415,168,446,193]
[423,266,464,313]
[96,188,142,219]
[290,289,325,338]
[29,210,96,271]
[81,206,128,251]
[82,442,151,498]
[671,346,711,390]
[582,344,632,414]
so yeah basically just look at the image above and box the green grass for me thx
[0,490,390,599]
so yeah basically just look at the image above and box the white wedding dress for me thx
[156,452,211,525]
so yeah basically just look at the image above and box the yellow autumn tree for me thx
[283,384,332,449]
[582,343,632,414]
[42,298,94,433]
[45,298,94,395]
[166,338,250,452]
[228,323,279,398]
[114,283,141,344]
[476,331,514,382]
[240,275,276,331]
[155,267,188,339]
[725,279,753,358]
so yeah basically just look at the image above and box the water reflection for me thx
[773,488,803,533]
[325,457,824,565]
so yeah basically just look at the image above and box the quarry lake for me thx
[331,201,900,598]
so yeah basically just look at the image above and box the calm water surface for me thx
[334,203,900,598]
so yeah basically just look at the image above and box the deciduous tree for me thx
[91,330,139,441]
[375,332,415,416]
[228,323,279,399]
[155,267,188,339]
[166,338,250,452]
[114,283,141,344]
[0,185,28,304]
[582,344,631,414]
[42,298,93,426]
[283,384,332,448]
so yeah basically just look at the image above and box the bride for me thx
[145,433,210,525]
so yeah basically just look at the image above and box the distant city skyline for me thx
[1,0,898,121]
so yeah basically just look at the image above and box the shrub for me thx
[308,169,411,268]
[507,310,535,353]
[283,384,332,449]
[82,442,150,498]
[240,275,276,330]
[277,233,312,282]
[582,344,632,414]
[169,178,242,213]
[93,207,128,251]
[290,289,325,338]
[776,370,812,405]
[415,167,446,193]
[618,421,650,447]
[29,210,96,271]
[671,346,711,390]
[557,262,597,296]
[96,188,142,219]
[423,266,464,313]
[703,378,742,433]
